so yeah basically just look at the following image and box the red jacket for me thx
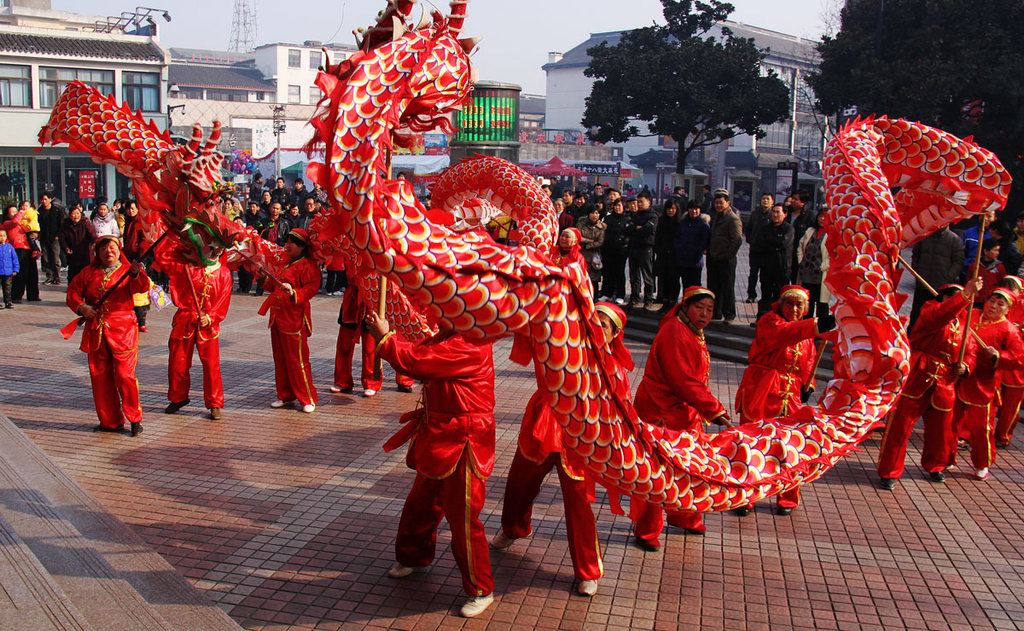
[900,292,973,404]
[958,311,1024,406]
[0,217,29,250]
[635,311,726,431]
[160,254,233,341]
[66,262,151,353]
[380,334,496,479]
[735,312,818,423]
[259,257,321,334]
[976,260,1006,305]
[1004,301,1024,387]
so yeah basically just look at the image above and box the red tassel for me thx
[59,318,82,340]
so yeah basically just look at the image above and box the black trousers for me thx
[707,257,737,320]
[757,266,787,317]
[656,261,681,305]
[237,268,253,292]
[908,282,934,332]
[325,270,347,293]
[1,275,11,306]
[12,249,38,301]
[680,266,703,290]
[747,251,760,300]
[67,262,86,284]
[628,247,655,304]
[601,249,628,299]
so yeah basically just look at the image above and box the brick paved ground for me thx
[3,265,1024,630]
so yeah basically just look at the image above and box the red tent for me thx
[529,156,589,177]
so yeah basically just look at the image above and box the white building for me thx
[543,20,828,210]
[0,0,169,206]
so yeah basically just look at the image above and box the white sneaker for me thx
[363,389,377,398]
[578,579,599,597]
[270,399,288,408]
[302,403,316,413]
[614,298,627,306]
[489,531,516,550]
[329,385,342,393]
[975,467,990,480]
[459,594,494,618]
[598,295,609,301]
[386,562,428,578]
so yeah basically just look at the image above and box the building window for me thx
[122,71,160,112]
[177,87,205,100]
[309,51,322,69]
[309,86,321,104]
[0,64,31,107]
[256,91,267,101]
[760,121,792,151]
[287,85,300,104]
[40,67,114,108]
[206,89,249,102]
[288,49,301,68]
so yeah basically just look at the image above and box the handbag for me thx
[591,252,603,271]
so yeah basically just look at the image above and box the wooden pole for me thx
[896,254,988,348]
[373,148,393,379]
[958,215,989,364]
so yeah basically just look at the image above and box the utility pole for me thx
[272,105,286,177]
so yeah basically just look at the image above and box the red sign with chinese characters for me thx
[79,171,97,199]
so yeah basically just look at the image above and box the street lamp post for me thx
[271,105,286,177]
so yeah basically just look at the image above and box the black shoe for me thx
[4,304,11,309]
[732,506,751,517]
[929,470,946,483]
[745,297,757,303]
[27,297,41,302]
[93,424,124,433]
[397,385,414,393]
[130,422,143,437]
[775,506,792,516]
[633,536,660,552]
[164,399,190,414]
[879,478,897,491]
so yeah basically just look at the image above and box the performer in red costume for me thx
[366,310,496,619]
[158,241,233,420]
[951,287,1024,480]
[331,271,415,397]
[733,285,835,514]
[631,286,730,550]
[876,279,979,490]
[259,229,320,413]
[995,276,1024,446]
[490,301,633,597]
[66,235,151,436]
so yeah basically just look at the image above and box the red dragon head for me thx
[39,81,245,266]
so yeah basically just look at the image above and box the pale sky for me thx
[55,0,828,94]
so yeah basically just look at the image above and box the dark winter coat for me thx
[708,208,743,262]
[58,217,97,267]
[602,212,630,254]
[626,208,658,250]
[674,215,711,269]
[911,228,965,288]
[751,220,794,275]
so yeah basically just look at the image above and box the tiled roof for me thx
[543,20,818,72]
[169,63,274,91]
[520,94,547,116]
[170,47,254,65]
[0,32,164,61]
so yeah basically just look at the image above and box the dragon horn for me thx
[448,0,468,35]
[182,123,203,169]
[203,121,223,155]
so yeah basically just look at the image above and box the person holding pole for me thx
[733,285,835,515]
[158,240,233,420]
[65,235,151,436]
[259,228,321,413]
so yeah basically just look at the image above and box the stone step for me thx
[0,513,92,630]
[0,415,241,631]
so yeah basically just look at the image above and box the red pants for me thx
[270,327,317,405]
[952,401,997,470]
[87,342,142,429]
[168,331,223,408]
[334,326,414,391]
[877,392,954,478]
[632,501,704,548]
[395,452,493,596]
[996,385,1024,445]
[500,449,602,580]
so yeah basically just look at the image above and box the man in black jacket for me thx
[37,193,65,285]
[707,189,743,322]
[752,203,794,318]
[270,177,292,207]
[627,192,659,310]
[248,173,264,205]
[744,192,774,303]
[787,192,815,283]
[600,199,630,305]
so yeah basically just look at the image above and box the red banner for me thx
[79,171,96,199]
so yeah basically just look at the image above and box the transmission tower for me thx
[229,0,257,52]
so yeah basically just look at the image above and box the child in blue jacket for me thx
[0,229,19,308]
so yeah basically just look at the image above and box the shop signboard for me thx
[79,171,97,199]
